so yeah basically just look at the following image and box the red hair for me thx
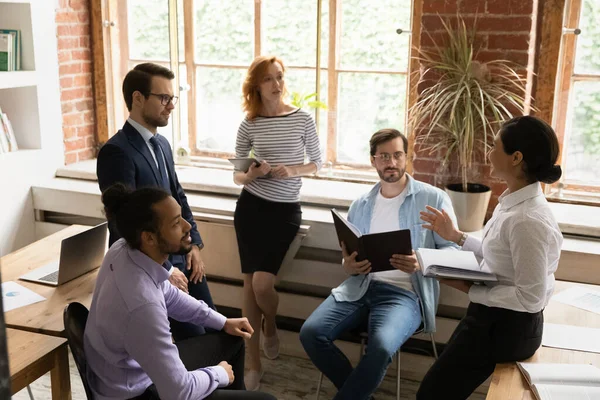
[242,55,287,120]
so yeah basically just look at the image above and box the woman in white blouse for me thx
[416,116,563,400]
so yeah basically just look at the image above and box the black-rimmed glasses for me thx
[372,151,406,163]
[149,93,179,106]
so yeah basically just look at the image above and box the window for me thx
[103,0,417,168]
[553,0,600,193]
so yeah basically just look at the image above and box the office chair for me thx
[63,302,94,399]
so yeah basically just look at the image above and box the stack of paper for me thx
[517,362,600,400]
[416,248,497,282]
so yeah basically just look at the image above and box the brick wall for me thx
[55,0,96,165]
[413,0,536,218]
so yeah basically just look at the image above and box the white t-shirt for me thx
[369,187,414,293]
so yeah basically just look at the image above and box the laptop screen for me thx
[0,268,11,398]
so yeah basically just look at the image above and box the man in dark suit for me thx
[97,62,214,341]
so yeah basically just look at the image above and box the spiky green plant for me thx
[409,15,528,192]
[290,92,328,111]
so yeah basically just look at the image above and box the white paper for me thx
[543,323,600,354]
[416,248,482,272]
[536,384,600,400]
[1,281,46,312]
[551,287,600,315]
[518,362,600,387]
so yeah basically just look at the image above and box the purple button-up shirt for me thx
[84,239,229,400]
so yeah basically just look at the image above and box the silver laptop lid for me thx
[57,222,108,285]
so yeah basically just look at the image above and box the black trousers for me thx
[169,263,217,342]
[417,302,543,400]
[132,332,276,400]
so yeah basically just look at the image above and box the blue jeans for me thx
[300,280,422,400]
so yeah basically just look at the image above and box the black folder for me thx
[331,209,412,273]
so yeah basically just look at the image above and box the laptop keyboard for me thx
[39,270,59,283]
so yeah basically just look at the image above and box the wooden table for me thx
[1,225,98,337]
[7,328,71,399]
[486,280,600,399]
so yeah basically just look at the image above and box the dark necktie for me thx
[149,136,170,190]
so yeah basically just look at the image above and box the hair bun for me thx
[101,183,131,220]
[538,164,562,184]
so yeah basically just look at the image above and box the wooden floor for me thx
[13,351,487,400]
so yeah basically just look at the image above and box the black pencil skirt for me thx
[233,189,302,275]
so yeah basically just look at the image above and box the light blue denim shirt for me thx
[331,174,459,333]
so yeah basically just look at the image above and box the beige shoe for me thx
[244,368,264,391]
[262,319,280,360]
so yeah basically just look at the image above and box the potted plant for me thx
[409,15,527,231]
[290,91,328,111]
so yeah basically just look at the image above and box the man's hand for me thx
[439,279,473,294]
[390,251,420,274]
[223,318,254,340]
[186,245,205,284]
[341,242,371,275]
[168,268,189,293]
[218,361,234,385]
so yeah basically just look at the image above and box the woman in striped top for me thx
[233,55,322,391]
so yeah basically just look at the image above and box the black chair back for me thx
[64,302,94,399]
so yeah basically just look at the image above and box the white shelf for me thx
[0,71,37,89]
[0,148,42,161]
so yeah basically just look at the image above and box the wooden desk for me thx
[486,280,600,399]
[7,328,71,399]
[1,225,98,337]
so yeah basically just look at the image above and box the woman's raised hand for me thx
[420,205,461,243]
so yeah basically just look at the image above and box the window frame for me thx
[550,0,600,195]
[93,0,422,175]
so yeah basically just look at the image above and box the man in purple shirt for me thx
[84,183,276,400]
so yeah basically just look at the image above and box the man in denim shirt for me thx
[300,129,459,400]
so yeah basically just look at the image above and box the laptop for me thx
[19,222,108,286]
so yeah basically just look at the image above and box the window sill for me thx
[57,159,600,238]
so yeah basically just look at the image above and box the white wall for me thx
[0,0,63,256]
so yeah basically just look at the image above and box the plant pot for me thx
[445,183,492,232]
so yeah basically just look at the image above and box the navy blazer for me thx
[96,121,202,267]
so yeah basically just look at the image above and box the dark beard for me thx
[157,233,193,256]
[142,112,168,128]
[377,167,405,183]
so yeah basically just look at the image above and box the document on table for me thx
[551,286,600,315]
[1,281,46,312]
[543,323,600,354]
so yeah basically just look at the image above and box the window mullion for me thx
[255,0,262,57]
[554,0,583,167]
[327,0,340,164]
[184,0,197,153]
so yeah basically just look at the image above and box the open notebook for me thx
[517,362,600,400]
[330,209,412,273]
[415,248,497,282]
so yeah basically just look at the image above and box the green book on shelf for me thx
[0,30,20,70]
[0,33,13,72]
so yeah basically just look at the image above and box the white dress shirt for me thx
[465,183,562,313]
[127,117,169,182]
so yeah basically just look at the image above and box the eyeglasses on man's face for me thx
[373,151,406,163]
[149,93,179,106]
